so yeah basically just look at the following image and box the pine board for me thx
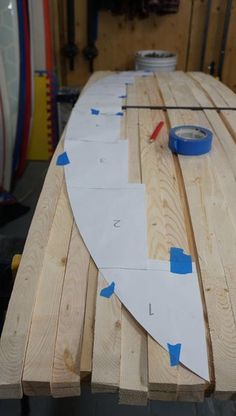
[0,137,65,398]
[1,71,236,402]
[91,274,121,393]
[51,223,90,397]
[136,76,206,400]
[119,85,148,405]
[22,182,74,396]
[156,71,236,399]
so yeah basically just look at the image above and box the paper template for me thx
[67,186,148,269]
[66,109,122,142]
[100,266,209,381]
[75,101,123,116]
[64,72,209,380]
[93,72,150,85]
[147,258,197,273]
[64,140,128,188]
[84,83,126,98]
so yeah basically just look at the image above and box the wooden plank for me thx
[89,82,148,403]
[91,274,121,393]
[126,84,141,185]
[136,77,178,399]
[0,73,106,400]
[89,75,123,393]
[51,73,111,395]
[185,73,236,232]
[202,72,236,107]
[171,72,236,289]
[51,223,90,397]
[80,259,98,379]
[157,71,236,398]
[23,183,73,396]
[137,75,206,400]
[179,73,236,398]
[119,309,148,406]
[187,73,236,176]
[118,84,148,406]
[0,139,65,399]
[79,71,112,381]
[190,72,236,146]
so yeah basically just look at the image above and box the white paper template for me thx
[100,267,209,381]
[66,109,122,142]
[147,259,197,273]
[94,72,151,86]
[84,83,126,97]
[76,102,123,116]
[64,140,128,188]
[64,73,209,381]
[67,186,148,269]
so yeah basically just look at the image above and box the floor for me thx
[0,162,236,415]
[0,161,49,241]
[0,391,236,416]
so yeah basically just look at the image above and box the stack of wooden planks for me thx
[0,71,236,403]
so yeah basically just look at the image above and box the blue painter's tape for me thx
[56,152,70,166]
[116,112,124,116]
[167,343,181,366]
[100,282,115,298]
[169,125,213,156]
[119,95,127,99]
[170,247,192,274]
[91,108,100,115]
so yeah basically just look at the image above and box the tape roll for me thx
[169,125,213,156]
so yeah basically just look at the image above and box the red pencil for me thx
[150,121,164,142]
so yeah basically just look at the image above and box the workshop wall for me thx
[57,0,236,92]
[222,0,236,91]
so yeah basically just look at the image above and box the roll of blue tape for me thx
[169,125,213,156]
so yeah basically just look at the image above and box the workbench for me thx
[1,71,236,404]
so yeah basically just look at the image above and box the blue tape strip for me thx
[167,343,181,366]
[118,95,127,99]
[56,152,70,166]
[170,247,192,274]
[116,112,124,116]
[91,108,100,115]
[100,282,115,298]
[169,125,213,156]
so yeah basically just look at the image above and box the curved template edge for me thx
[64,72,210,381]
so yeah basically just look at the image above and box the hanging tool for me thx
[83,0,99,73]
[208,61,215,76]
[63,0,78,71]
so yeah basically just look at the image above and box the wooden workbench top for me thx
[1,71,236,403]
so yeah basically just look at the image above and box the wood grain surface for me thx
[1,71,236,401]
